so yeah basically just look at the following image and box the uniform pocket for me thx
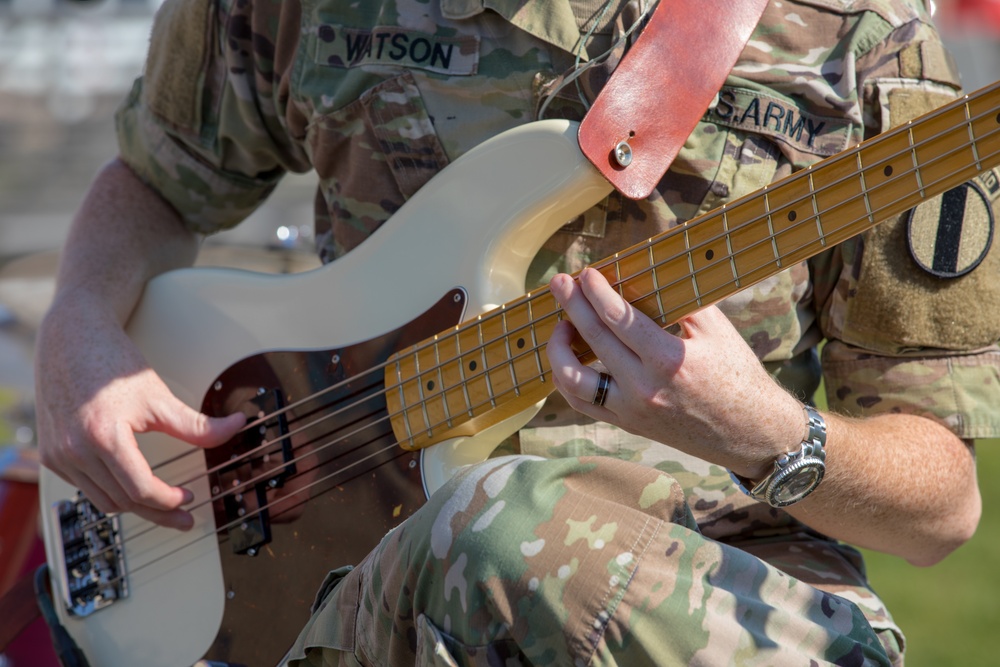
[414,614,527,667]
[281,566,362,665]
[307,70,450,259]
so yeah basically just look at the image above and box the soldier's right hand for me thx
[35,294,245,530]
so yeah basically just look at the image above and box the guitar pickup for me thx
[50,495,128,616]
[212,388,297,556]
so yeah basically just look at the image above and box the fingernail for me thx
[180,487,195,504]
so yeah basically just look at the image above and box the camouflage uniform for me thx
[116,0,1000,664]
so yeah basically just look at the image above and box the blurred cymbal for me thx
[0,244,321,330]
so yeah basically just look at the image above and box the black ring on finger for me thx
[592,371,612,407]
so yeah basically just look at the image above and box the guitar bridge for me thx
[50,495,128,616]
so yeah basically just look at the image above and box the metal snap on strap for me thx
[614,140,633,167]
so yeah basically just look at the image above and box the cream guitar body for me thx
[38,119,612,667]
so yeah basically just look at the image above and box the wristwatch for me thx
[729,405,827,508]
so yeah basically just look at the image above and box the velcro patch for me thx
[315,25,479,75]
[844,166,1000,352]
[907,175,996,278]
[144,0,213,134]
[898,40,961,89]
[704,87,852,157]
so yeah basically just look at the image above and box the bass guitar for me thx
[39,81,1000,666]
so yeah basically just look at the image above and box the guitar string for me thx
[73,106,1000,578]
[75,89,1000,541]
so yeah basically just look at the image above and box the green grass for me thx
[861,439,1000,666]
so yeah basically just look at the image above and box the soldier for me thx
[33,0,995,664]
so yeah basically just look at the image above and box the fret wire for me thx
[649,243,667,319]
[907,125,926,198]
[413,334,432,437]
[807,169,825,247]
[683,227,702,306]
[392,356,414,445]
[432,336,453,429]
[348,109,996,462]
[476,318,498,409]
[612,254,624,299]
[763,190,781,268]
[856,150,875,224]
[408,130,1000,433]
[452,327,475,418]
[722,206,740,287]
[965,100,982,170]
[524,296,546,385]
[434,128,996,418]
[501,309,520,397]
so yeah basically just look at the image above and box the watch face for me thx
[768,462,825,507]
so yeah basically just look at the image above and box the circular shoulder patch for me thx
[906,181,995,278]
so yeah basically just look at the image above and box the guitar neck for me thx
[389,80,1000,450]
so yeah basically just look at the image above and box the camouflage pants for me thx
[281,456,891,666]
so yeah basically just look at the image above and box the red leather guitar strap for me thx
[578,0,769,199]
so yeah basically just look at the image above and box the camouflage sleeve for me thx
[814,1,1000,439]
[114,0,311,234]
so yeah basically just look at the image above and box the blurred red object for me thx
[3,536,59,667]
[0,451,58,667]
[941,0,1000,33]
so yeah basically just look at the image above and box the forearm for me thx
[788,411,980,567]
[711,374,979,567]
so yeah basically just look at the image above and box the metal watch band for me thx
[729,404,827,507]
[802,404,826,453]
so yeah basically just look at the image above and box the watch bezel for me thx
[762,457,826,507]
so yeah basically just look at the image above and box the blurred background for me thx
[0,0,998,665]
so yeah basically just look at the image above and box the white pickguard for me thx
[38,119,612,667]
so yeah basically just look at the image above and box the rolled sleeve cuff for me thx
[115,81,282,236]
[823,342,1000,440]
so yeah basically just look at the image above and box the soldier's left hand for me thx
[546,268,803,479]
